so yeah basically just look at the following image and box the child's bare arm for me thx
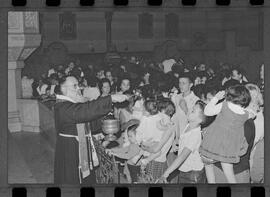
[109,145,140,160]
[141,151,162,166]
[161,147,191,178]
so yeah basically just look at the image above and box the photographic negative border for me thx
[0,0,269,196]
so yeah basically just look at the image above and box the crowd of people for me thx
[21,55,264,184]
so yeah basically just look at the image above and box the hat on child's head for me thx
[121,119,140,131]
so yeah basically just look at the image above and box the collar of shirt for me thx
[227,102,245,114]
[245,108,257,116]
[182,124,201,135]
[180,91,195,99]
[56,94,77,103]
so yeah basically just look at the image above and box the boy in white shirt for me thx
[169,73,199,182]
[159,100,207,183]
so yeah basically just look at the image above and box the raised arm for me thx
[162,147,191,178]
[63,96,113,123]
[111,144,141,160]
[204,91,225,116]
[56,94,128,124]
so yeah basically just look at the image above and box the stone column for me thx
[8,12,41,132]
[105,11,113,51]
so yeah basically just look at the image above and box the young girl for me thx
[114,76,132,119]
[158,100,207,183]
[136,100,167,146]
[98,78,111,97]
[140,99,176,181]
[199,85,252,183]
[119,96,136,130]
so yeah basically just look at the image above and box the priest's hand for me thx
[111,94,129,103]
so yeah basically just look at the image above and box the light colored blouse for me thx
[178,126,204,172]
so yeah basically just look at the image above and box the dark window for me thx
[138,13,153,39]
[165,13,179,38]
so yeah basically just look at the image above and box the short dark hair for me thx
[144,99,158,115]
[58,76,67,86]
[193,84,206,99]
[205,84,219,97]
[98,78,111,91]
[86,75,98,87]
[127,124,139,135]
[179,72,194,83]
[225,85,251,108]
[120,76,131,84]
[195,100,209,128]
[118,74,131,91]
[54,85,62,95]
[49,73,59,81]
[158,98,176,118]
[231,66,244,76]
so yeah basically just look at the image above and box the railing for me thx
[93,138,120,184]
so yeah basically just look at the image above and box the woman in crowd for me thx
[83,76,100,101]
[98,78,111,98]
[105,70,117,93]
[118,76,132,94]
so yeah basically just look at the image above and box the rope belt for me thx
[59,133,93,141]
[59,131,100,184]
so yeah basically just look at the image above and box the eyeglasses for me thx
[65,84,80,89]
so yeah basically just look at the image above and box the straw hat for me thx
[121,119,140,131]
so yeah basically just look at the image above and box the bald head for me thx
[60,76,82,100]
[65,76,78,86]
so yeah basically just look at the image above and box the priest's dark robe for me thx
[54,96,112,185]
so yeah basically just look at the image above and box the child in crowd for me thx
[199,85,253,183]
[140,99,176,181]
[48,73,59,96]
[193,84,206,102]
[132,88,144,120]
[83,77,100,101]
[204,86,219,104]
[118,76,131,94]
[105,70,117,93]
[159,100,207,183]
[36,77,49,98]
[136,100,167,147]
[65,62,75,76]
[119,96,136,131]
[106,120,143,183]
[114,76,132,119]
[119,96,140,148]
